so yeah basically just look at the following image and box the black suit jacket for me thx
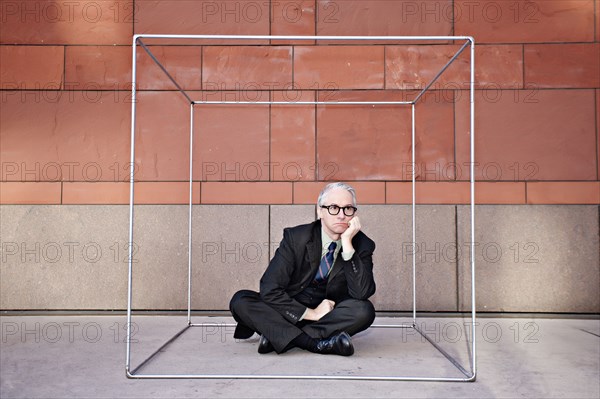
[259,220,376,324]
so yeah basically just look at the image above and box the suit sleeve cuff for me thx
[342,249,355,261]
[299,308,308,321]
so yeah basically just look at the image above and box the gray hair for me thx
[317,182,357,207]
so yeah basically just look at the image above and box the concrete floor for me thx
[1,315,598,398]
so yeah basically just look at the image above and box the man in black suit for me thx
[230,182,376,356]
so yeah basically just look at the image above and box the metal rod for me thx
[129,324,192,375]
[192,101,413,105]
[413,41,471,103]
[371,324,414,329]
[189,323,239,328]
[411,104,417,325]
[187,322,415,329]
[136,34,473,41]
[413,324,472,378]
[138,40,193,104]
[469,37,478,379]
[187,104,194,325]
[128,373,474,382]
[125,35,138,372]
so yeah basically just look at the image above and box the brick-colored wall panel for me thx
[386,45,467,90]
[194,89,269,104]
[386,44,523,89]
[476,182,526,204]
[134,91,190,181]
[414,92,456,181]
[293,182,322,204]
[525,44,600,89]
[415,182,471,204]
[63,182,128,204]
[294,46,384,89]
[386,182,527,204]
[135,1,269,44]
[347,182,385,204]
[456,89,597,181]
[455,0,595,43]
[527,182,600,204]
[270,0,316,42]
[292,181,385,204]
[316,92,411,180]
[194,99,270,181]
[134,182,200,204]
[137,46,202,90]
[0,46,64,89]
[315,91,454,181]
[1,92,130,182]
[0,182,61,204]
[271,91,316,181]
[201,182,292,203]
[202,46,292,90]
[385,182,411,204]
[65,46,130,90]
[316,0,453,42]
[596,0,600,42]
[597,89,600,179]
[0,0,131,45]
[475,44,524,89]
[386,182,471,204]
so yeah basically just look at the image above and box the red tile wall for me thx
[1,0,598,205]
[203,46,292,89]
[0,0,132,45]
[1,46,64,89]
[65,46,131,90]
[454,0,595,43]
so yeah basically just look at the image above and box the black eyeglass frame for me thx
[320,205,358,217]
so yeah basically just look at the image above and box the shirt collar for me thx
[321,227,341,253]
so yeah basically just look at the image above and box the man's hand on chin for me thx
[341,216,361,253]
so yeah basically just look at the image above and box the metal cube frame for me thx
[126,34,476,382]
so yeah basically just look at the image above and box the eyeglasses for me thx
[320,205,358,217]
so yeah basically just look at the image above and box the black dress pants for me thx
[229,288,375,353]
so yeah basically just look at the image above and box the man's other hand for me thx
[304,299,335,321]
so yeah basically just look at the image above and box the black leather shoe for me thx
[233,323,255,340]
[257,335,275,354]
[315,332,354,356]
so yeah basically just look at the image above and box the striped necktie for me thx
[315,242,337,282]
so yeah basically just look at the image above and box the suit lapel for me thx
[328,236,357,282]
[327,252,344,282]
[305,221,322,278]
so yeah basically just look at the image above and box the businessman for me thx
[230,182,376,356]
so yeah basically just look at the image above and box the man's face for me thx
[318,188,355,239]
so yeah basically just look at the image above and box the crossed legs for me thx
[230,290,375,354]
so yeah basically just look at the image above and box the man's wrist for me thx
[342,239,354,260]
[299,308,309,321]
[341,249,355,261]
[303,308,316,321]
[341,238,353,249]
